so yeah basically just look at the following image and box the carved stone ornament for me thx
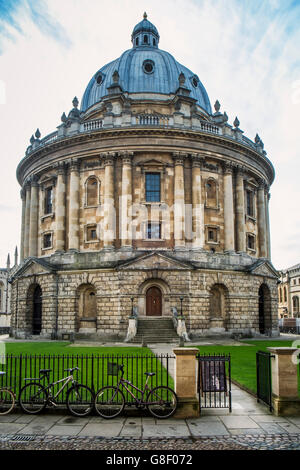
[178,72,186,86]
[214,100,221,113]
[233,116,240,128]
[35,128,41,139]
[112,70,120,83]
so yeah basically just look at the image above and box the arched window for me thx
[86,176,99,207]
[293,296,299,314]
[136,37,139,46]
[284,287,287,303]
[144,35,148,44]
[205,178,218,208]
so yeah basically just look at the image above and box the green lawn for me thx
[196,340,300,395]
[1,342,174,402]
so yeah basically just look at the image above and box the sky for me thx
[0,0,299,271]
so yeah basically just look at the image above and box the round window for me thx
[95,73,103,85]
[192,76,199,88]
[143,60,155,74]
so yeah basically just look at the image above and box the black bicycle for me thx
[19,367,94,417]
[94,363,177,419]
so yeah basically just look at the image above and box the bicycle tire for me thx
[66,384,94,417]
[94,386,125,419]
[19,382,48,414]
[146,386,178,419]
[0,388,15,415]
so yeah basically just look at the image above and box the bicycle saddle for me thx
[64,367,79,372]
[145,372,155,377]
[40,369,51,373]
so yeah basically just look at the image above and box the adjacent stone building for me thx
[278,264,300,318]
[10,14,279,340]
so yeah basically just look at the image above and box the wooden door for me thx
[146,287,162,316]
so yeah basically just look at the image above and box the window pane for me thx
[147,222,161,239]
[146,173,160,202]
[45,188,53,214]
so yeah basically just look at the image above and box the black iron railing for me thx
[0,354,175,405]
[197,353,232,412]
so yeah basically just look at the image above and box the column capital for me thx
[222,161,234,175]
[102,152,116,166]
[235,164,247,176]
[119,151,134,165]
[191,153,204,168]
[54,161,66,176]
[172,152,186,165]
[69,158,81,172]
[30,174,39,187]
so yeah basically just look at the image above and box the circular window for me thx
[192,76,199,88]
[143,60,155,74]
[95,73,103,85]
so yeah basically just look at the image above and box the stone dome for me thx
[81,14,212,115]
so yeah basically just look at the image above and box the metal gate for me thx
[197,354,232,412]
[256,350,273,411]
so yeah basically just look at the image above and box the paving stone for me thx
[46,425,83,436]
[19,423,54,435]
[251,415,291,424]
[0,423,26,434]
[14,415,35,424]
[120,425,142,438]
[143,424,189,438]
[220,416,260,429]
[258,423,288,434]
[78,423,122,437]
[188,421,229,436]
[56,416,90,426]
[275,422,300,434]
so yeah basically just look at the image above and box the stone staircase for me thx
[130,317,179,344]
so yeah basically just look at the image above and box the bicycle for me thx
[19,367,94,417]
[94,362,177,419]
[0,371,16,415]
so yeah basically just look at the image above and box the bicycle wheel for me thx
[94,386,125,419]
[0,388,15,415]
[66,384,94,417]
[146,386,178,419]
[19,382,48,414]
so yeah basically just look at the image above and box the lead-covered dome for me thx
[81,14,212,114]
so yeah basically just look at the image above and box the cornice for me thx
[16,127,275,186]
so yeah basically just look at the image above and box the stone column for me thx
[268,347,300,416]
[173,348,199,417]
[56,163,66,252]
[68,159,80,251]
[29,177,39,257]
[257,181,267,258]
[265,188,271,260]
[23,183,31,259]
[191,154,204,249]
[235,167,246,252]
[223,164,235,252]
[20,188,26,262]
[103,153,115,249]
[173,153,185,249]
[120,152,133,249]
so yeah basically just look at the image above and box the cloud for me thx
[0,0,71,53]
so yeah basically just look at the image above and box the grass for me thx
[1,342,174,402]
[195,340,300,395]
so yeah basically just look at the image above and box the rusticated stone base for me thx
[174,397,200,418]
[272,396,300,416]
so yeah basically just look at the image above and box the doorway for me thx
[146,286,162,316]
[32,285,42,335]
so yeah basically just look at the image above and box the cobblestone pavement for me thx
[1,434,300,451]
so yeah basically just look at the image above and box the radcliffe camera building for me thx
[10,14,279,340]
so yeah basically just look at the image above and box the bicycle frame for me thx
[116,375,153,405]
[42,375,76,400]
